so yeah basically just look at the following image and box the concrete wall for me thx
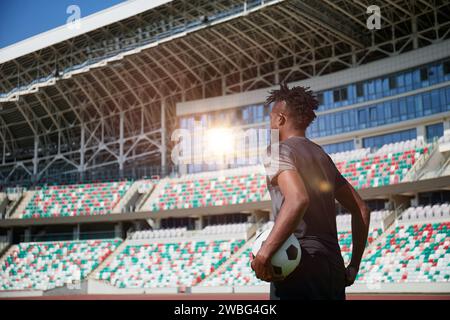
[191,286,233,294]
[347,282,450,294]
[86,279,178,295]
[0,290,43,298]
[44,281,88,296]
[233,285,270,294]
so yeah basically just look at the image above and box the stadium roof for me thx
[0,0,449,183]
[0,0,172,64]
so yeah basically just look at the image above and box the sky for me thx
[0,0,127,49]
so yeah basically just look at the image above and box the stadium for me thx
[0,0,450,301]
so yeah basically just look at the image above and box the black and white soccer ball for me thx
[251,229,301,278]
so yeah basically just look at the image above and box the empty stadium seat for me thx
[199,223,252,236]
[336,210,391,231]
[96,238,245,288]
[145,167,268,212]
[375,138,426,155]
[356,222,450,283]
[399,203,450,222]
[22,181,133,218]
[137,180,155,194]
[329,148,370,163]
[130,227,187,240]
[202,220,383,287]
[0,239,121,291]
[335,144,429,189]
[338,229,383,265]
[201,246,264,287]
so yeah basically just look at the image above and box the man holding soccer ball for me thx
[251,83,371,300]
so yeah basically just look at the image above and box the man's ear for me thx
[278,113,287,127]
[278,100,287,127]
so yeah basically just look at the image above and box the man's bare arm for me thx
[335,181,371,273]
[257,169,310,263]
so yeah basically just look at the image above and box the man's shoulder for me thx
[282,137,326,155]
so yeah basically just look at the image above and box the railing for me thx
[1,165,173,189]
[1,160,266,191]
[401,138,439,182]
[393,202,408,225]
[5,193,23,218]
[19,231,117,243]
[433,155,450,178]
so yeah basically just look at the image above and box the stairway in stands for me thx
[10,191,35,219]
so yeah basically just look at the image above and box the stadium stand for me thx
[0,0,449,300]
[337,211,392,265]
[336,210,393,231]
[399,203,450,222]
[96,238,245,288]
[129,228,187,240]
[334,142,430,189]
[201,208,450,288]
[356,222,450,283]
[200,212,399,288]
[0,239,121,291]
[137,180,155,194]
[21,181,133,218]
[329,148,370,163]
[200,246,263,287]
[133,141,430,215]
[4,138,434,222]
[338,229,384,266]
[143,166,269,212]
[374,138,426,155]
[199,223,252,236]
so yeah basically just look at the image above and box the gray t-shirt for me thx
[264,136,347,270]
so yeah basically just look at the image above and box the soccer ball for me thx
[251,229,301,278]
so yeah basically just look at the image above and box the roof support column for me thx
[79,124,85,181]
[161,100,167,176]
[412,14,418,50]
[119,112,125,177]
[2,141,5,165]
[32,134,39,181]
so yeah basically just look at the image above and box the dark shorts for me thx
[270,248,346,300]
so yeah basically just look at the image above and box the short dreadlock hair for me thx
[265,82,319,130]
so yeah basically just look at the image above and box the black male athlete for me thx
[251,83,371,300]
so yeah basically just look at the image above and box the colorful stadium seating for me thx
[199,223,252,236]
[130,228,187,240]
[140,142,429,215]
[96,238,245,288]
[0,239,121,291]
[336,210,392,231]
[145,167,268,212]
[22,181,133,218]
[334,145,429,189]
[330,148,370,163]
[201,246,264,287]
[17,139,432,221]
[374,138,426,155]
[202,221,384,287]
[399,203,450,221]
[137,180,155,194]
[356,222,450,283]
[338,229,383,265]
